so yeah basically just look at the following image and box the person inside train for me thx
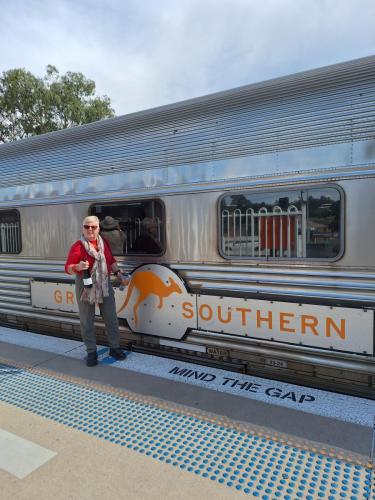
[100,215,126,255]
[65,215,129,366]
[131,217,162,254]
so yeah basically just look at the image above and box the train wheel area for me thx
[0,325,374,499]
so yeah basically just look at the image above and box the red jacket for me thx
[65,239,116,276]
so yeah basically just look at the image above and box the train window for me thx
[220,186,342,260]
[0,210,22,254]
[90,200,165,256]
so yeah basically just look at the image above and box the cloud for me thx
[1,0,375,115]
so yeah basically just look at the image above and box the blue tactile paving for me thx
[0,362,23,376]
[1,326,375,427]
[0,365,373,498]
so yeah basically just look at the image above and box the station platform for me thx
[0,325,374,499]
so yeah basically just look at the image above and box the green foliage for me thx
[0,65,115,142]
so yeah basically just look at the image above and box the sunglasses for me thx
[83,225,99,230]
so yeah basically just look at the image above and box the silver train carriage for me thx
[1,55,375,398]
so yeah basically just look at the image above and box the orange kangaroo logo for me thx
[117,271,183,326]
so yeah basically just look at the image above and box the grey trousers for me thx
[75,277,120,354]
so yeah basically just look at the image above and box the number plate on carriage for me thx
[207,347,229,357]
[264,358,288,369]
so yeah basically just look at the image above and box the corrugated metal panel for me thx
[1,258,375,324]
[171,264,375,304]
[1,56,375,188]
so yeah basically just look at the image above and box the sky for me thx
[1,0,375,117]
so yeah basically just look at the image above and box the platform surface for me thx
[0,326,374,499]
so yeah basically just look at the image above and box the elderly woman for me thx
[65,215,129,366]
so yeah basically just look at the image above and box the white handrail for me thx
[221,204,304,258]
[0,222,20,253]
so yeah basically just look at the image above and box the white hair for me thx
[82,215,100,226]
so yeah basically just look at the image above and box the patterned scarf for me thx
[80,235,109,304]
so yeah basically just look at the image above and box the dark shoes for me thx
[86,351,98,367]
[109,348,126,361]
[86,348,126,366]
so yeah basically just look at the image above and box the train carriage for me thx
[1,55,375,397]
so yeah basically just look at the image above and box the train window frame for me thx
[0,209,22,255]
[89,198,166,257]
[217,184,345,262]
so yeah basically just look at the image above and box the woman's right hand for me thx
[76,260,89,271]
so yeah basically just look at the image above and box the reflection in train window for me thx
[220,187,342,259]
[90,200,165,256]
[0,210,21,254]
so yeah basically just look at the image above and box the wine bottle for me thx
[83,268,93,288]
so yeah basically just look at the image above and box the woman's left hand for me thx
[116,272,130,286]
[120,276,130,287]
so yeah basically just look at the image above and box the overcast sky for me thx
[1,0,375,116]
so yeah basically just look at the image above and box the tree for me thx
[0,65,115,143]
